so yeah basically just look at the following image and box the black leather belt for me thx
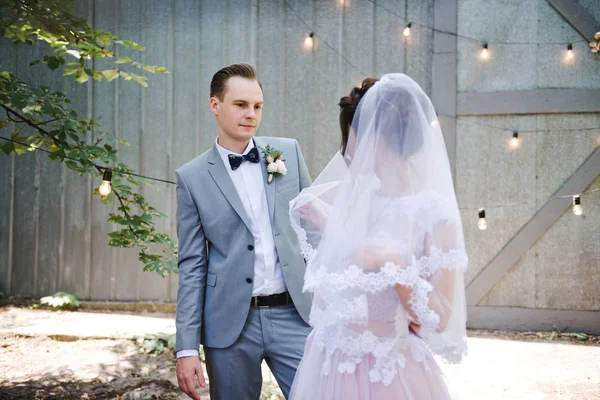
[250,291,293,308]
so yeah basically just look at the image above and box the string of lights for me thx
[0,136,177,194]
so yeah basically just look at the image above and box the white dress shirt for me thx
[177,137,287,359]
[215,137,287,297]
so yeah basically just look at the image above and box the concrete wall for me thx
[456,0,600,312]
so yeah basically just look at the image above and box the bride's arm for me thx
[394,222,462,333]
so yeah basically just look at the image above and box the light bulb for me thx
[403,23,412,37]
[478,208,487,230]
[480,43,490,60]
[572,195,582,215]
[510,132,520,149]
[99,180,112,196]
[304,32,314,48]
[478,218,487,230]
[99,169,112,196]
[566,43,574,60]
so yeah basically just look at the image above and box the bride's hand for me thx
[297,201,329,229]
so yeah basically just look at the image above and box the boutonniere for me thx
[258,145,287,184]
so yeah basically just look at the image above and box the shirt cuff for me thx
[177,349,199,358]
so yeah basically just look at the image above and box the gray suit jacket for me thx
[175,136,312,351]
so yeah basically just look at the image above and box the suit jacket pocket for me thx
[206,272,217,287]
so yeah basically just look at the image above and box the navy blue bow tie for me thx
[228,146,260,170]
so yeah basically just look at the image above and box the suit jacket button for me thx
[248,245,254,251]
[246,278,253,284]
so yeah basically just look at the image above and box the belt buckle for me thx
[253,297,270,308]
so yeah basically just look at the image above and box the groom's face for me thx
[211,76,264,143]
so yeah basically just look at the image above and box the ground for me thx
[1,306,599,400]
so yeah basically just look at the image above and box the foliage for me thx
[40,291,80,310]
[134,333,205,360]
[0,0,176,276]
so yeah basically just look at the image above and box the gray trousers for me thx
[204,303,311,400]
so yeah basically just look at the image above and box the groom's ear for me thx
[209,97,220,116]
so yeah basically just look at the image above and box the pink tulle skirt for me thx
[290,330,452,400]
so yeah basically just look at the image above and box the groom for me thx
[175,63,312,400]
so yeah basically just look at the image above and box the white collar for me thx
[215,136,255,170]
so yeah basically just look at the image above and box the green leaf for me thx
[65,160,80,171]
[13,144,27,155]
[116,57,132,64]
[131,74,148,87]
[47,56,60,70]
[0,141,14,155]
[102,69,119,81]
[10,95,27,110]
[75,69,88,83]
[142,64,168,74]
[101,191,114,204]
[122,40,144,50]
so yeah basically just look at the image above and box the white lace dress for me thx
[289,191,468,400]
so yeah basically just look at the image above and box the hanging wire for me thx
[366,0,589,46]
[0,136,176,185]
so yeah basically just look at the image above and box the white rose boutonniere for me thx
[259,145,287,184]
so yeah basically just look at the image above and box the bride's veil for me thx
[290,73,468,373]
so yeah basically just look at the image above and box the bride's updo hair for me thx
[339,77,378,155]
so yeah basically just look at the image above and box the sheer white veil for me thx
[290,73,468,372]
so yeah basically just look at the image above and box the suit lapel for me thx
[207,145,253,232]
[254,137,276,223]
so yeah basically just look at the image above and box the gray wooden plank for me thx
[432,0,457,181]
[457,89,600,116]
[55,1,91,299]
[10,43,40,298]
[89,0,118,300]
[199,0,227,152]
[374,0,406,77]
[169,0,201,301]
[468,306,600,335]
[35,45,63,297]
[283,0,314,174]
[59,66,92,299]
[342,0,373,91]
[227,0,253,64]
[547,0,600,41]
[0,43,15,296]
[137,0,173,300]
[466,147,600,306]
[310,0,344,176]
[111,0,146,301]
[405,0,434,94]
[257,0,285,142]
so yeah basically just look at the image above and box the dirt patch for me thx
[1,306,598,400]
[0,333,185,399]
[0,333,284,400]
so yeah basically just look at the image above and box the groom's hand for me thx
[176,356,206,400]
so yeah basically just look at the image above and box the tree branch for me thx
[94,165,139,241]
[0,104,62,147]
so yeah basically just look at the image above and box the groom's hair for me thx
[210,63,263,101]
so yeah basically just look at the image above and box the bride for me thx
[289,73,468,399]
